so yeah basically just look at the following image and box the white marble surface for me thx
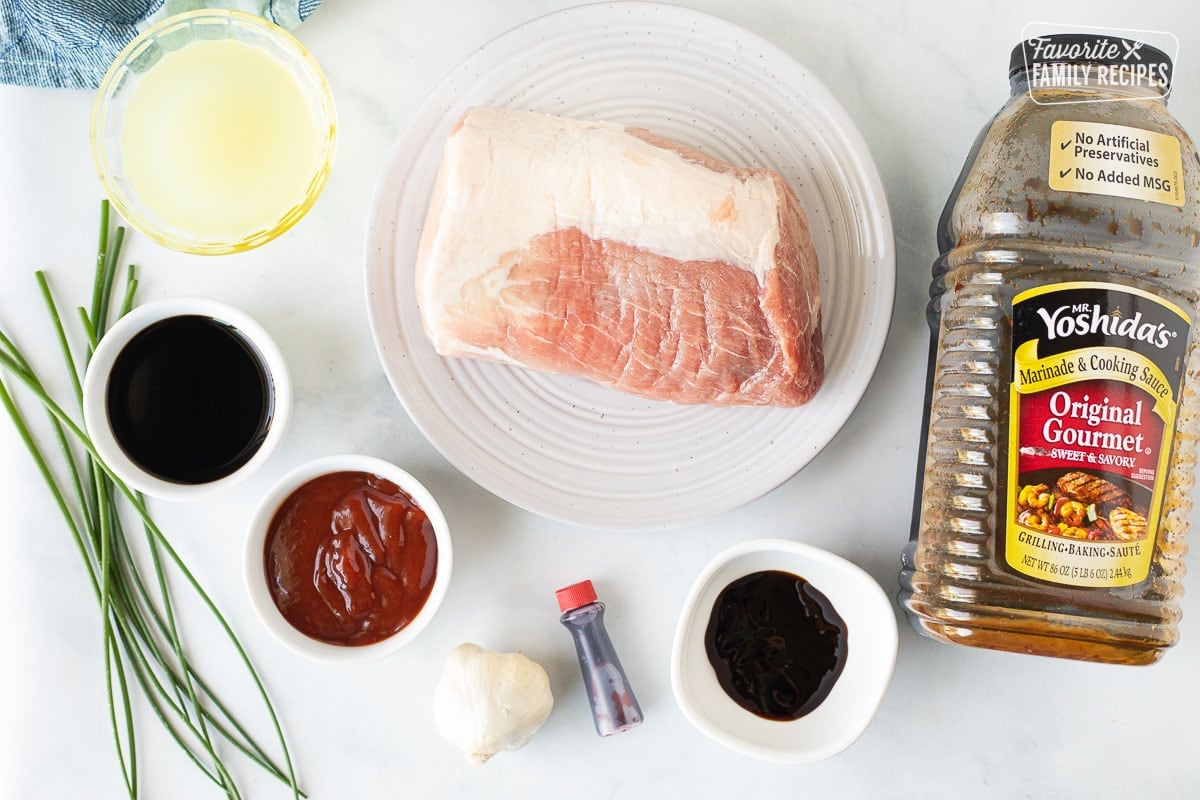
[2,1,1199,797]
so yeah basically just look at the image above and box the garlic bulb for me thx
[432,643,554,765]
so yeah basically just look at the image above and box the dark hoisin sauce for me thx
[704,569,847,720]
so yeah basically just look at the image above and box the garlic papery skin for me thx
[432,643,554,765]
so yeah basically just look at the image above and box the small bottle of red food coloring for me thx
[556,580,644,736]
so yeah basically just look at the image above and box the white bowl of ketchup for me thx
[244,454,453,662]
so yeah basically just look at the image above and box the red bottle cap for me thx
[556,579,598,612]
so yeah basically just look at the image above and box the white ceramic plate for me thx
[671,539,898,762]
[365,2,894,529]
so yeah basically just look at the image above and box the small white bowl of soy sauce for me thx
[83,297,292,500]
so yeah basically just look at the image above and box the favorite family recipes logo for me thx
[1019,23,1179,105]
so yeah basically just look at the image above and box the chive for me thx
[95,226,125,335]
[36,272,82,403]
[0,203,302,799]
[105,630,138,798]
[118,266,138,319]
[0,377,136,795]
[90,200,110,327]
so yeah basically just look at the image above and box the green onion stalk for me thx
[0,201,303,799]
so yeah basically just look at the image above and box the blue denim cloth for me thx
[0,0,323,89]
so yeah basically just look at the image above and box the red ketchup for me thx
[556,580,644,736]
[264,471,438,646]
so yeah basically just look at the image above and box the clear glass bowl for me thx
[90,9,336,255]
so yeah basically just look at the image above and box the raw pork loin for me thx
[414,107,823,406]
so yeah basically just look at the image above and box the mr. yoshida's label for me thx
[1049,121,1184,206]
[1006,282,1190,587]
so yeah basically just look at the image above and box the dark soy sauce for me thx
[106,315,274,484]
[705,570,848,720]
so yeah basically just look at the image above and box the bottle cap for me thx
[556,579,598,612]
[1007,33,1172,90]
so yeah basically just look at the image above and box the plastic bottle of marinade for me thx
[901,34,1200,664]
